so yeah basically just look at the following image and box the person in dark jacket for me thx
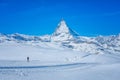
[27,57,29,62]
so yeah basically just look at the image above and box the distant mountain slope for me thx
[0,20,120,54]
[51,19,79,42]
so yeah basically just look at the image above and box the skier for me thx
[27,57,29,62]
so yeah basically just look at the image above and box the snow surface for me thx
[0,63,120,80]
[51,19,79,41]
[0,20,120,80]
[0,20,120,54]
[0,41,120,80]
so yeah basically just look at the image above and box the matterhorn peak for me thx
[51,19,79,42]
[55,19,69,34]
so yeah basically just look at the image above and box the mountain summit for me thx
[51,19,79,42]
[0,19,120,54]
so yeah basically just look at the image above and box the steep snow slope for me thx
[51,19,79,42]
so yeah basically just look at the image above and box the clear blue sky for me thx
[0,0,120,36]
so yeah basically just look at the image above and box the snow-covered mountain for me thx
[0,33,50,42]
[1,19,120,80]
[0,20,120,54]
[51,19,79,42]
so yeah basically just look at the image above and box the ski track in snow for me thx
[0,62,97,70]
[0,62,120,80]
